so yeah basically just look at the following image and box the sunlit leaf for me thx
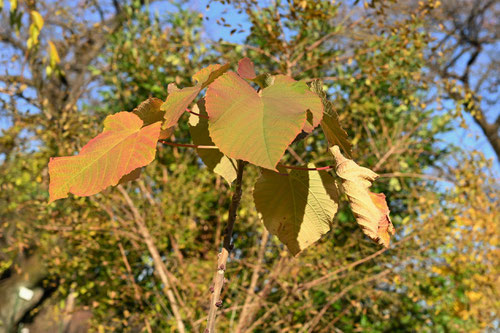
[192,63,230,89]
[311,80,352,157]
[330,145,394,247]
[206,72,321,170]
[162,64,229,129]
[189,99,237,183]
[237,57,256,79]
[253,166,340,255]
[48,112,161,203]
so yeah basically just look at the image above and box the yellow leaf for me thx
[47,41,60,65]
[31,10,44,30]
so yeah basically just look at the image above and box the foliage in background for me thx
[0,0,498,332]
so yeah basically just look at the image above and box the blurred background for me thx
[0,0,498,332]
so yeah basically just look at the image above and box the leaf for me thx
[162,64,229,129]
[237,57,256,79]
[206,72,321,170]
[188,99,237,183]
[161,86,200,129]
[311,80,352,157]
[369,192,395,247]
[330,145,394,247]
[48,112,161,203]
[27,10,44,49]
[118,167,142,185]
[192,63,230,89]
[47,40,60,66]
[253,166,340,255]
[31,10,44,30]
[133,97,174,139]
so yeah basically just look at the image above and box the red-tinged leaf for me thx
[369,192,395,247]
[253,166,340,255]
[133,97,174,139]
[48,112,161,203]
[206,72,320,170]
[162,64,230,129]
[237,57,256,79]
[330,145,394,247]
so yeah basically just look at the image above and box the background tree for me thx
[0,0,498,332]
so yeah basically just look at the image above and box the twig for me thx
[118,242,153,333]
[301,270,391,333]
[297,234,411,291]
[187,108,209,119]
[277,163,334,171]
[236,230,269,332]
[159,140,218,149]
[117,185,186,333]
[378,172,453,183]
[206,160,246,332]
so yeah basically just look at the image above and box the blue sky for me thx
[1,0,498,175]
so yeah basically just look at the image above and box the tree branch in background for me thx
[206,160,246,332]
[117,185,186,333]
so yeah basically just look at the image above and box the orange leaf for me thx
[48,112,160,203]
[330,145,395,247]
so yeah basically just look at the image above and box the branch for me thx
[236,229,269,332]
[187,108,209,119]
[301,269,391,333]
[277,163,334,171]
[117,185,186,333]
[206,160,246,332]
[159,140,219,149]
[297,234,412,291]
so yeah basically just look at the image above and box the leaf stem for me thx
[159,140,219,149]
[187,108,209,119]
[206,160,246,332]
[277,163,334,171]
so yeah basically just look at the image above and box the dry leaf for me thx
[330,145,395,247]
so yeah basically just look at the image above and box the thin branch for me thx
[236,230,269,332]
[187,108,209,119]
[206,160,246,332]
[159,140,219,149]
[378,172,453,183]
[117,185,186,333]
[118,242,153,333]
[297,234,412,291]
[301,270,391,333]
[277,163,334,171]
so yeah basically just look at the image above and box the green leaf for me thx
[161,64,230,129]
[253,166,340,255]
[311,80,352,157]
[48,112,161,203]
[206,72,322,170]
[188,99,237,183]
